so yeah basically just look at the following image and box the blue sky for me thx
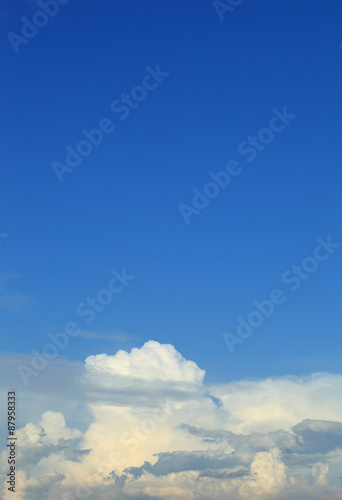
[2,2,342,499]
[1,0,342,385]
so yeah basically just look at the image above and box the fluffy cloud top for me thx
[16,411,81,447]
[84,340,205,385]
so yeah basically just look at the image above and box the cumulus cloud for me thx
[84,340,205,385]
[15,411,81,447]
[2,341,342,499]
[238,448,287,497]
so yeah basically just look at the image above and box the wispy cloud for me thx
[0,273,37,313]
[78,329,142,344]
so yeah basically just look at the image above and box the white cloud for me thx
[2,341,342,499]
[238,448,287,497]
[16,422,43,447]
[85,340,205,385]
[210,372,342,434]
[38,411,82,445]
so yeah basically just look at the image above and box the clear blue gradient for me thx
[1,0,342,383]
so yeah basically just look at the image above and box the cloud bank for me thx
[1,340,342,499]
